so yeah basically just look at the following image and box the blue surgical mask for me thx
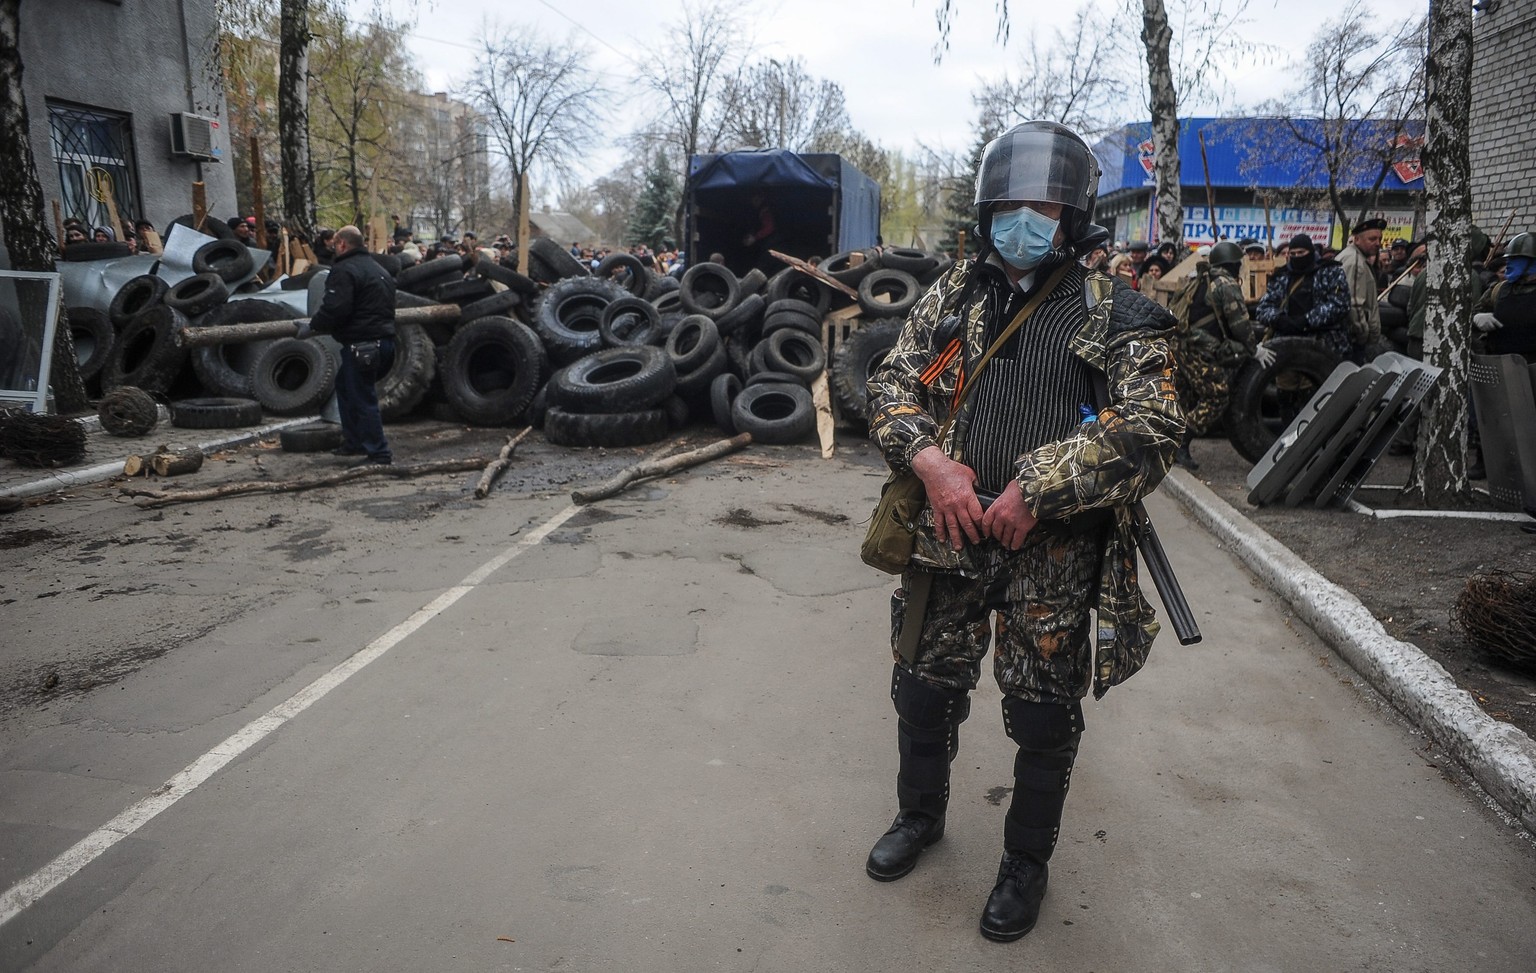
[1506,256,1532,281]
[990,207,1059,270]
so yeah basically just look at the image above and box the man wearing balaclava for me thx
[1254,233,1352,362]
[1473,232,1536,361]
[864,121,1184,943]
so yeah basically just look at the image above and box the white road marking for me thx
[0,503,582,928]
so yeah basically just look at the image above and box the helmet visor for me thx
[975,127,1099,210]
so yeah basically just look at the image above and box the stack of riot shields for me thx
[1468,353,1536,510]
[1244,351,1442,508]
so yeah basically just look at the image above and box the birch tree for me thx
[1404,0,1475,505]
[0,0,88,413]
[278,0,317,238]
[1141,0,1183,250]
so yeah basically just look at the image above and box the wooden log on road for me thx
[150,445,204,476]
[571,433,751,505]
[121,455,491,508]
[474,427,533,499]
[178,304,461,347]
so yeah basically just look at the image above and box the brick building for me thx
[1469,2,1535,232]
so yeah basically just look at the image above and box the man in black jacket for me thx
[303,225,397,464]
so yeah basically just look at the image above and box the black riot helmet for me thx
[1209,241,1245,270]
[974,121,1103,255]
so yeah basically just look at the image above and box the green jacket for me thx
[866,257,1185,698]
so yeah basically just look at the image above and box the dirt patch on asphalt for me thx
[1186,437,1536,740]
[0,528,60,549]
[716,508,789,529]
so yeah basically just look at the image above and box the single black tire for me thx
[97,386,159,437]
[710,372,741,433]
[523,383,550,429]
[442,316,547,426]
[170,396,263,429]
[68,307,115,382]
[919,257,957,288]
[1224,337,1343,463]
[193,239,257,282]
[819,249,882,286]
[397,255,464,291]
[858,268,921,318]
[459,289,523,324]
[675,342,728,398]
[599,296,663,348]
[549,345,676,413]
[526,251,561,285]
[250,337,338,416]
[61,241,133,262]
[664,395,690,430]
[395,290,436,309]
[765,268,831,314]
[544,406,669,448]
[665,314,721,374]
[531,237,589,279]
[715,293,766,340]
[477,255,541,296]
[164,273,230,317]
[646,275,681,300]
[731,382,815,445]
[761,298,822,337]
[279,421,344,453]
[435,277,496,306]
[748,339,770,376]
[679,262,740,319]
[377,323,437,420]
[746,369,807,389]
[535,276,627,365]
[109,275,169,329]
[189,300,297,398]
[723,333,752,380]
[651,289,683,318]
[596,252,652,297]
[763,328,827,383]
[737,268,767,299]
[879,247,939,276]
[830,319,902,424]
[102,305,189,394]
[169,213,235,240]
[368,252,403,277]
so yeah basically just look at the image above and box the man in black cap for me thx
[1255,233,1352,362]
[1338,217,1387,360]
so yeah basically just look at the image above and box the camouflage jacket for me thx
[1255,261,1352,359]
[1207,267,1255,347]
[866,257,1185,698]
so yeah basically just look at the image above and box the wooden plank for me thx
[51,200,64,248]
[516,172,530,276]
[191,181,208,234]
[767,249,859,301]
[250,136,268,249]
[812,372,835,459]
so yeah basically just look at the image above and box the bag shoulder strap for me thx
[936,261,1072,442]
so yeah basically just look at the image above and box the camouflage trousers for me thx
[1173,346,1231,437]
[891,522,1104,704]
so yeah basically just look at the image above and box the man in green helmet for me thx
[1473,232,1536,361]
[1170,241,1256,468]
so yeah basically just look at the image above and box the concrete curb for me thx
[0,417,319,501]
[1161,468,1536,835]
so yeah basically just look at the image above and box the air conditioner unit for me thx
[169,112,220,161]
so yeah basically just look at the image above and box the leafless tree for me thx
[464,28,607,231]
[973,6,1127,142]
[643,1,744,239]
[931,0,1011,64]
[1244,1,1427,232]
[278,0,317,238]
[1404,0,1475,505]
[717,57,850,153]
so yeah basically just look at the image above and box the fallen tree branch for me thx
[571,433,751,505]
[474,427,534,499]
[120,456,491,508]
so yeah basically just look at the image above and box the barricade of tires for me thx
[84,237,955,451]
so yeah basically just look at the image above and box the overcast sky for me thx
[359,0,1429,192]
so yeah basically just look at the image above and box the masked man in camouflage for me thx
[863,121,1185,943]
[1171,241,1256,469]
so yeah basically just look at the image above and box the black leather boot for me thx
[979,856,1049,941]
[866,666,970,882]
[980,697,1083,941]
[1174,431,1199,470]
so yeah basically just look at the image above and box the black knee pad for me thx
[890,665,970,729]
[1000,696,1084,752]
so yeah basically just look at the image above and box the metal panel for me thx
[1467,353,1536,510]
[1245,365,1380,506]
[1317,368,1428,508]
[1281,370,1397,507]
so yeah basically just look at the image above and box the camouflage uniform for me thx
[1173,266,1254,436]
[1255,259,1352,360]
[867,257,1184,703]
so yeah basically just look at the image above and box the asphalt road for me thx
[1,436,1533,972]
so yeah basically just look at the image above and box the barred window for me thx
[47,102,141,231]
